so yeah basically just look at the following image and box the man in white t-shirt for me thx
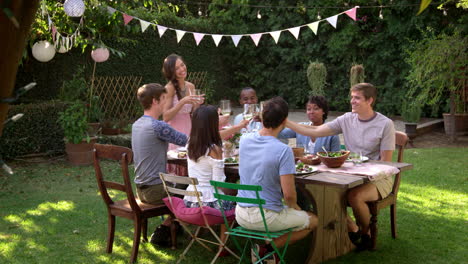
[286,83,395,251]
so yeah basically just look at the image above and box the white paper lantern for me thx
[91,48,110,62]
[64,0,85,17]
[32,41,56,62]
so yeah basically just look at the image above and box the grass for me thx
[0,147,467,264]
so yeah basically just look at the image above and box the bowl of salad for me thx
[316,150,350,168]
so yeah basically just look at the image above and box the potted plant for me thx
[405,30,467,141]
[402,101,422,140]
[306,61,327,96]
[58,101,96,165]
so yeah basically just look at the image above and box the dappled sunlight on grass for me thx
[26,201,74,216]
[3,215,41,233]
[85,239,103,253]
[399,183,467,221]
[0,233,19,258]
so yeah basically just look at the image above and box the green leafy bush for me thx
[0,101,68,159]
[57,101,89,144]
[307,61,327,96]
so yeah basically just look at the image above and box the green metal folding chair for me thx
[210,180,293,264]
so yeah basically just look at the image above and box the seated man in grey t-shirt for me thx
[132,83,191,246]
[285,83,395,251]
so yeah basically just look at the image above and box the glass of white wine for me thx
[220,100,231,117]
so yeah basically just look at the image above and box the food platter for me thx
[224,157,239,165]
[295,162,318,175]
[346,156,369,162]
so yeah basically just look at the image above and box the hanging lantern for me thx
[91,48,110,62]
[32,41,56,62]
[64,0,85,17]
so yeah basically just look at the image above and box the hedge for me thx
[0,101,68,159]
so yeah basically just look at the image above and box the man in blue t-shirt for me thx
[236,97,318,261]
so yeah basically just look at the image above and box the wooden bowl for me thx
[299,155,321,165]
[317,150,350,168]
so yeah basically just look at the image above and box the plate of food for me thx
[224,156,239,165]
[295,162,317,175]
[346,156,369,162]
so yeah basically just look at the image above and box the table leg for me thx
[303,184,355,263]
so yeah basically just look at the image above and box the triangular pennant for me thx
[307,21,320,35]
[139,19,151,32]
[287,27,301,39]
[326,15,338,28]
[175,30,186,43]
[269,31,282,44]
[122,13,134,26]
[344,7,357,21]
[231,35,242,47]
[211,34,222,47]
[250,33,262,46]
[193,33,205,46]
[107,6,116,14]
[48,15,52,28]
[157,25,167,37]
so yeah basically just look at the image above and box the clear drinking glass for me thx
[350,151,363,166]
[259,101,266,122]
[191,89,203,103]
[243,104,254,121]
[220,100,231,116]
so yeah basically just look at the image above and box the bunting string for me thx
[106,5,360,47]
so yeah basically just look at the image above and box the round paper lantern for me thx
[64,0,85,17]
[91,48,110,63]
[32,41,56,62]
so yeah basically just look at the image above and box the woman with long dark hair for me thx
[184,105,235,255]
[162,54,201,150]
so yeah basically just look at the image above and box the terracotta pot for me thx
[101,127,120,135]
[65,137,97,166]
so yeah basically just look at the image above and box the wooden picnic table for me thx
[167,157,412,263]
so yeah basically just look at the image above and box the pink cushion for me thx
[163,197,235,226]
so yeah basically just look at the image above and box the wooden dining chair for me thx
[93,144,175,263]
[366,131,409,250]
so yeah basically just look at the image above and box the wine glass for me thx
[242,104,255,133]
[191,89,203,103]
[220,100,231,117]
[259,101,266,121]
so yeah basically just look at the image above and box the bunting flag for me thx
[139,19,151,32]
[47,15,52,28]
[345,7,357,21]
[326,15,338,28]
[109,5,360,47]
[307,21,320,35]
[250,33,262,46]
[157,25,167,37]
[211,34,223,47]
[288,27,301,39]
[269,31,282,44]
[51,26,57,41]
[231,35,242,47]
[193,33,205,46]
[175,30,186,43]
[107,6,116,14]
[123,13,133,26]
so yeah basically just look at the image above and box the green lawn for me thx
[0,147,467,264]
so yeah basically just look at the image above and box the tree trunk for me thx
[0,0,40,136]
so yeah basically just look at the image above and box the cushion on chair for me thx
[163,197,235,226]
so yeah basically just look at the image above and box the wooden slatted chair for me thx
[366,131,409,250]
[93,144,175,263]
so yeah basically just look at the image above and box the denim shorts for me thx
[235,205,309,232]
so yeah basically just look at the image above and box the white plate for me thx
[295,166,318,175]
[346,156,369,162]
